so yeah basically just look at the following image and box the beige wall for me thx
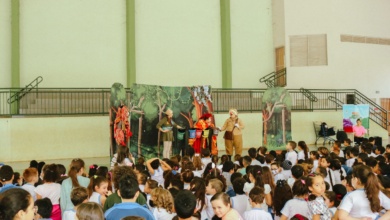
[283,0,390,99]
[230,0,275,88]
[272,0,285,48]
[135,0,223,88]
[19,0,127,87]
[0,0,11,88]
[0,1,388,93]
[0,0,277,89]
[2,112,387,168]
[0,116,109,163]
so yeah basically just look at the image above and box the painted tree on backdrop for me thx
[130,84,196,158]
[184,86,214,124]
[262,87,292,149]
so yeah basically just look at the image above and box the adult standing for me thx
[353,118,367,144]
[219,109,244,157]
[193,113,214,154]
[156,109,182,159]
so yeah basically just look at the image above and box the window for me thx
[290,34,328,67]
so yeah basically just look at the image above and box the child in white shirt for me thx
[22,168,38,201]
[285,141,298,166]
[201,148,212,168]
[63,187,89,220]
[320,157,336,191]
[205,178,224,220]
[244,186,273,220]
[310,151,320,173]
[231,177,251,217]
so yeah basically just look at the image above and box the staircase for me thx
[259,68,287,88]
[7,76,43,104]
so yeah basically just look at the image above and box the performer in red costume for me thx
[192,113,215,154]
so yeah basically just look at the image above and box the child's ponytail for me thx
[353,165,382,212]
[249,165,264,188]
[298,141,309,161]
[68,158,85,188]
[365,172,381,212]
[292,177,309,197]
[330,159,343,182]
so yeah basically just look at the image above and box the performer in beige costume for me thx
[219,109,244,156]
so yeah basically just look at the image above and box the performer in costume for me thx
[193,113,214,154]
[156,109,182,159]
[113,104,132,147]
[219,108,244,156]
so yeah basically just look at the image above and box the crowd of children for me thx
[1,137,390,220]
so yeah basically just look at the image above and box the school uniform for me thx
[231,194,251,217]
[333,167,346,185]
[244,208,273,220]
[339,189,390,219]
[89,192,102,205]
[346,158,356,168]
[312,160,319,173]
[151,166,164,187]
[281,197,310,219]
[286,151,298,166]
[324,168,336,190]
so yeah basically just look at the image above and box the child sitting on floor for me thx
[244,186,272,220]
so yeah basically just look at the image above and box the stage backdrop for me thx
[342,104,369,132]
[262,87,292,150]
[128,84,213,158]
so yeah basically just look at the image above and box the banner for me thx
[342,104,369,132]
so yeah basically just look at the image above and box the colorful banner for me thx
[342,104,369,132]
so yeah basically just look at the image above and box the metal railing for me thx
[1,88,116,115]
[7,76,43,104]
[0,88,387,129]
[259,68,287,87]
[212,89,387,129]
[328,96,343,108]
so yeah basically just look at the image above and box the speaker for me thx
[346,94,355,104]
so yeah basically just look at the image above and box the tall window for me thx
[290,34,328,67]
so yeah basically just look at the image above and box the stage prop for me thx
[109,83,132,157]
[128,84,215,159]
[262,87,292,150]
[342,104,369,133]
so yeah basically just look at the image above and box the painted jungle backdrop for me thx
[111,84,214,159]
[262,87,292,150]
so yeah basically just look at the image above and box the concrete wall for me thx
[0,0,11,88]
[272,0,285,48]
[283,0,390,99]
[19,0,127,87]
[0,0,276,89]
[230,0,275,88]
[2,111,387,171]
[0,116,109,163]
[135,0,223,88]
